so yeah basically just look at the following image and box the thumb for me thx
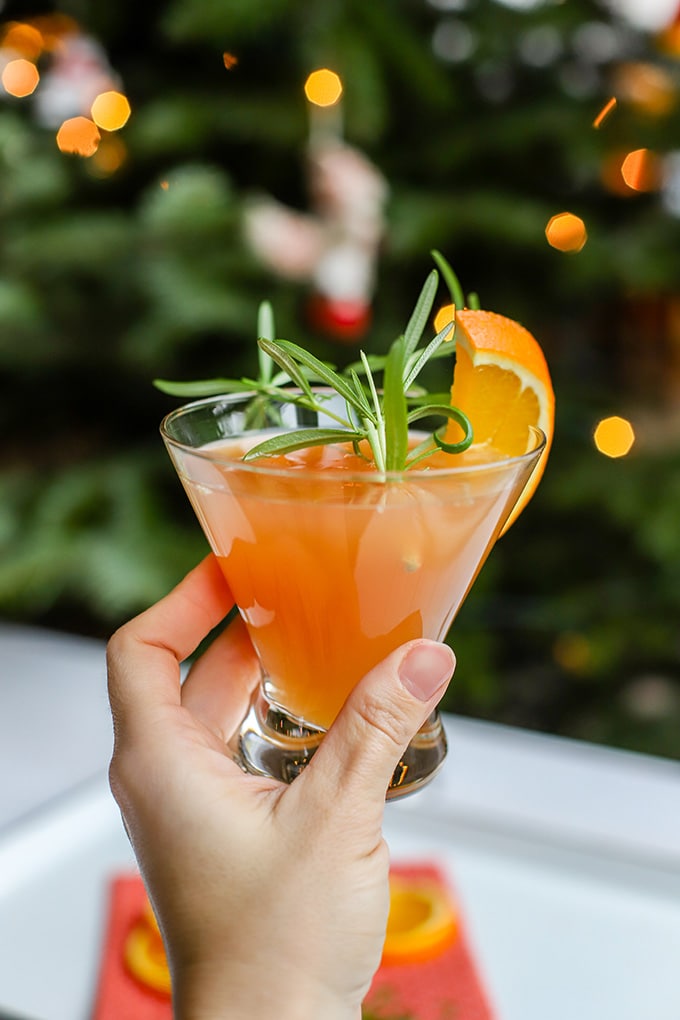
[301,639,455,810]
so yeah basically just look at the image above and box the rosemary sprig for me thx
[154,251,474,472]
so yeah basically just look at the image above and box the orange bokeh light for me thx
[593,96,617,129]
[223,52,238,69]
[56,117,101,157]
[553,632,592,674]
[612,62,676,118]
[304,68,343,107]
[1,21,43,59]
[31,14,79,51]
[657,22,680,58]
[593,416,635,458]
[620,148,661,192]
[87,135,127,177]
[545,212,587,253]
[1,58,39,97]
[601,150,636,196]
[433,304,456,335]
[91,91,131,131]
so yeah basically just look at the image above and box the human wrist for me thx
[172,960,361,1020]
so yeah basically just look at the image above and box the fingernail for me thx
[399,642,455,702]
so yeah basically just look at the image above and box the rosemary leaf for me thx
[348,367,375,420]
[360,351,382,422]
[403,269,438,358]
[403,320,454,392]
[153,377,255,397]
[273,338,363,409]
[257,300,275,384]
[257,338,315,401]
[383,336,409,471]
[433,420,474,454]
[157,251,476,475]
[407,403,474,456]
[431,249,465,309]
[344,352,387,377]
[243,427,360,461]
[406,390,453,406]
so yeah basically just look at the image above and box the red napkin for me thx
[91,874,171,1020]
[92,864,495,1019]
[365,862,496,1019]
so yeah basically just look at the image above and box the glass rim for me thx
[160,391,547,481]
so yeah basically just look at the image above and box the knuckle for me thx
[353,689,410,754]
[106,624,134,672]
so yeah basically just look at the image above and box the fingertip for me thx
[298,639,455,812]
[398,640,455,703]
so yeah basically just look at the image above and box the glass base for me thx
[231,691,448,799]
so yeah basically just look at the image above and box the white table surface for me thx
[1,623,679,1020]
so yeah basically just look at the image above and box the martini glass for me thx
[161,390,545,798]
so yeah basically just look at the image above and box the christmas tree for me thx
[1,0,679,756]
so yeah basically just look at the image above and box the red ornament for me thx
[307,293,372,343]
[244,139,388,346]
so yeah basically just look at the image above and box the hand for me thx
[107,554,455,1020]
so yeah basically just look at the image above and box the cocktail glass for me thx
[161,390,545,798]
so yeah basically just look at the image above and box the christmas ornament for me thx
[244,72,388,343]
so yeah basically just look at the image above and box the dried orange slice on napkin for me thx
[382,872,458,965]
[124,899,171,996]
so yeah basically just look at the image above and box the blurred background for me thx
[1,0,679,759]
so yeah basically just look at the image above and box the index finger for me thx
[107,554,234,732]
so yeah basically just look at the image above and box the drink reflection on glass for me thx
[161,390,545,797]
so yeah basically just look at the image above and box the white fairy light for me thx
[662,151,680,217]
[605,0,677,31]
[432,20,476,63]
[492,0,548,11]
[517,25,563,67]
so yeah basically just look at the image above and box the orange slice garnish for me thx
[124,900,172,996]
[382,874,458,965]
[446,307,555,532]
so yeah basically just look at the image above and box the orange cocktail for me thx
[162,391,544,794]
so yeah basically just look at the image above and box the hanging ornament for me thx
[243,70,388,344]
[0,16,124,127]
[33,31,121,128]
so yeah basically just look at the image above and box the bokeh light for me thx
[434,304,456,334]
[56,117,101,157]
[1,58,40,98]
[91,91,131,131]
[613,0,677,33]
[31,13,79,51]
[518,24,562,67]
[612,61,676,117]
[0,21,43,60]
[553,632,592,674]
[593,96,617,128]
[545,212,587,252]
[304,68,343,107]
[223,52,238,69]
[601,150,635,196]
[87,135,127,177]
[432,20,477,64]
[593,416,635,457]
[620,148,662,191]
[657,18,680,57]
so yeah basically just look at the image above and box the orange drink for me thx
[162,391,545,794]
